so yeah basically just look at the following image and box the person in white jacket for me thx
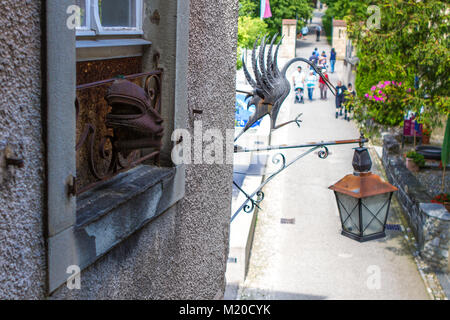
[292,66,306,103]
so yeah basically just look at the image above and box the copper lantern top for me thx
[329,146,398,198]
[329,172,398,199]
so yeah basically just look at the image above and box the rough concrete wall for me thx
[0,0,46,299]
[175,0,238,299]
[51,206,184,299]
[51,0,237,299]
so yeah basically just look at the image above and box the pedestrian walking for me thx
[301,25,309,40]
[316,25,322,41]
[318,51,327,69]
[319,69,329,100]
[309,51,319,67]
[330,48,336,73]
[306,70,317,101]
[314,47,319,57]
[335,80,347,118]
[344,83,356,121]
[293,66,306,104]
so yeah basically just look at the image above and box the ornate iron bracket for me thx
[231,34,366,222]
[231,138,367,222]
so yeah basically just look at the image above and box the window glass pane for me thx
[362,194,390,236]
[99,0,137,28]
[336,193,360,234]
[75,0,87,28]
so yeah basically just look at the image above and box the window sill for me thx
[48,164,185,293]
[76,38,152,62]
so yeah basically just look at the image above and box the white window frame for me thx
[76,0,143,36]
[76,0,95,36]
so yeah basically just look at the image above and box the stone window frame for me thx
[46,0,189,294]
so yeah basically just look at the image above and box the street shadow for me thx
[382,229,414,257]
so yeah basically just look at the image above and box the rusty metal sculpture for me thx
[73,70,163,195]
[105,79,164,155]
[232,35,366,222]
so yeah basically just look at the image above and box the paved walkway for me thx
[237,9,430,300]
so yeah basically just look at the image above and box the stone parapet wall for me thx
[332,20,347,60]
[421,203,450,272]
[280,20,297,59]
[382,134,450,271]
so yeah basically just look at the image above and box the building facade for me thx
[0,0,238,299]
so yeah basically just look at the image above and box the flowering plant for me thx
[431,193,450,204]
[422,127,432,137]
[361,81,414,126]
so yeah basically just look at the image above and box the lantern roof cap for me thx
[329,172,398,199]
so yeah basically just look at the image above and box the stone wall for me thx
[0,0,46,299]
[280,20,297,59]
[331,20,347,60]
[382,134,450,272]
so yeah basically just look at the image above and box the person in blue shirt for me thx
[301,26,309,40]
[330,48,337,73]
[309,51,319,65]
[306,71,317,101]
[313,47,319,57]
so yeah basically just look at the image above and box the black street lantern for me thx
[329,147,398,242]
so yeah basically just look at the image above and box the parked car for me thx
[235,93,261,128]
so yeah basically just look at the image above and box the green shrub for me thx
[406,151,425,167]
[236,47,243,70]
[238,16,269,49]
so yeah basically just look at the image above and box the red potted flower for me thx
[431,193,450,212]
[422,127,431,144]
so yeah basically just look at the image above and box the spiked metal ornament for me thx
[241,34,337,136]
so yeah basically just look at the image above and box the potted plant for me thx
[431,193,450,212]
[406,151,425,172]
[422,127,431,144]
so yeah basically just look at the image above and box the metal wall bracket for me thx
[0,141,24,183]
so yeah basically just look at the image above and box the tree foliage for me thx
[263,0,313,37]
[238,16,269,49]
[238,0,313,37]
[239,0,259,17]
[236,16,268,69]
[343,0,449,129]
[321,0,371,44]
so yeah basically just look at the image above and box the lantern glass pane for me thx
[362,193,390,236]
[336,192,360,234]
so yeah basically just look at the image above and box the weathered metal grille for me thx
[280,218,296,224]
[74,65,163,195]
[385,224,402,231]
